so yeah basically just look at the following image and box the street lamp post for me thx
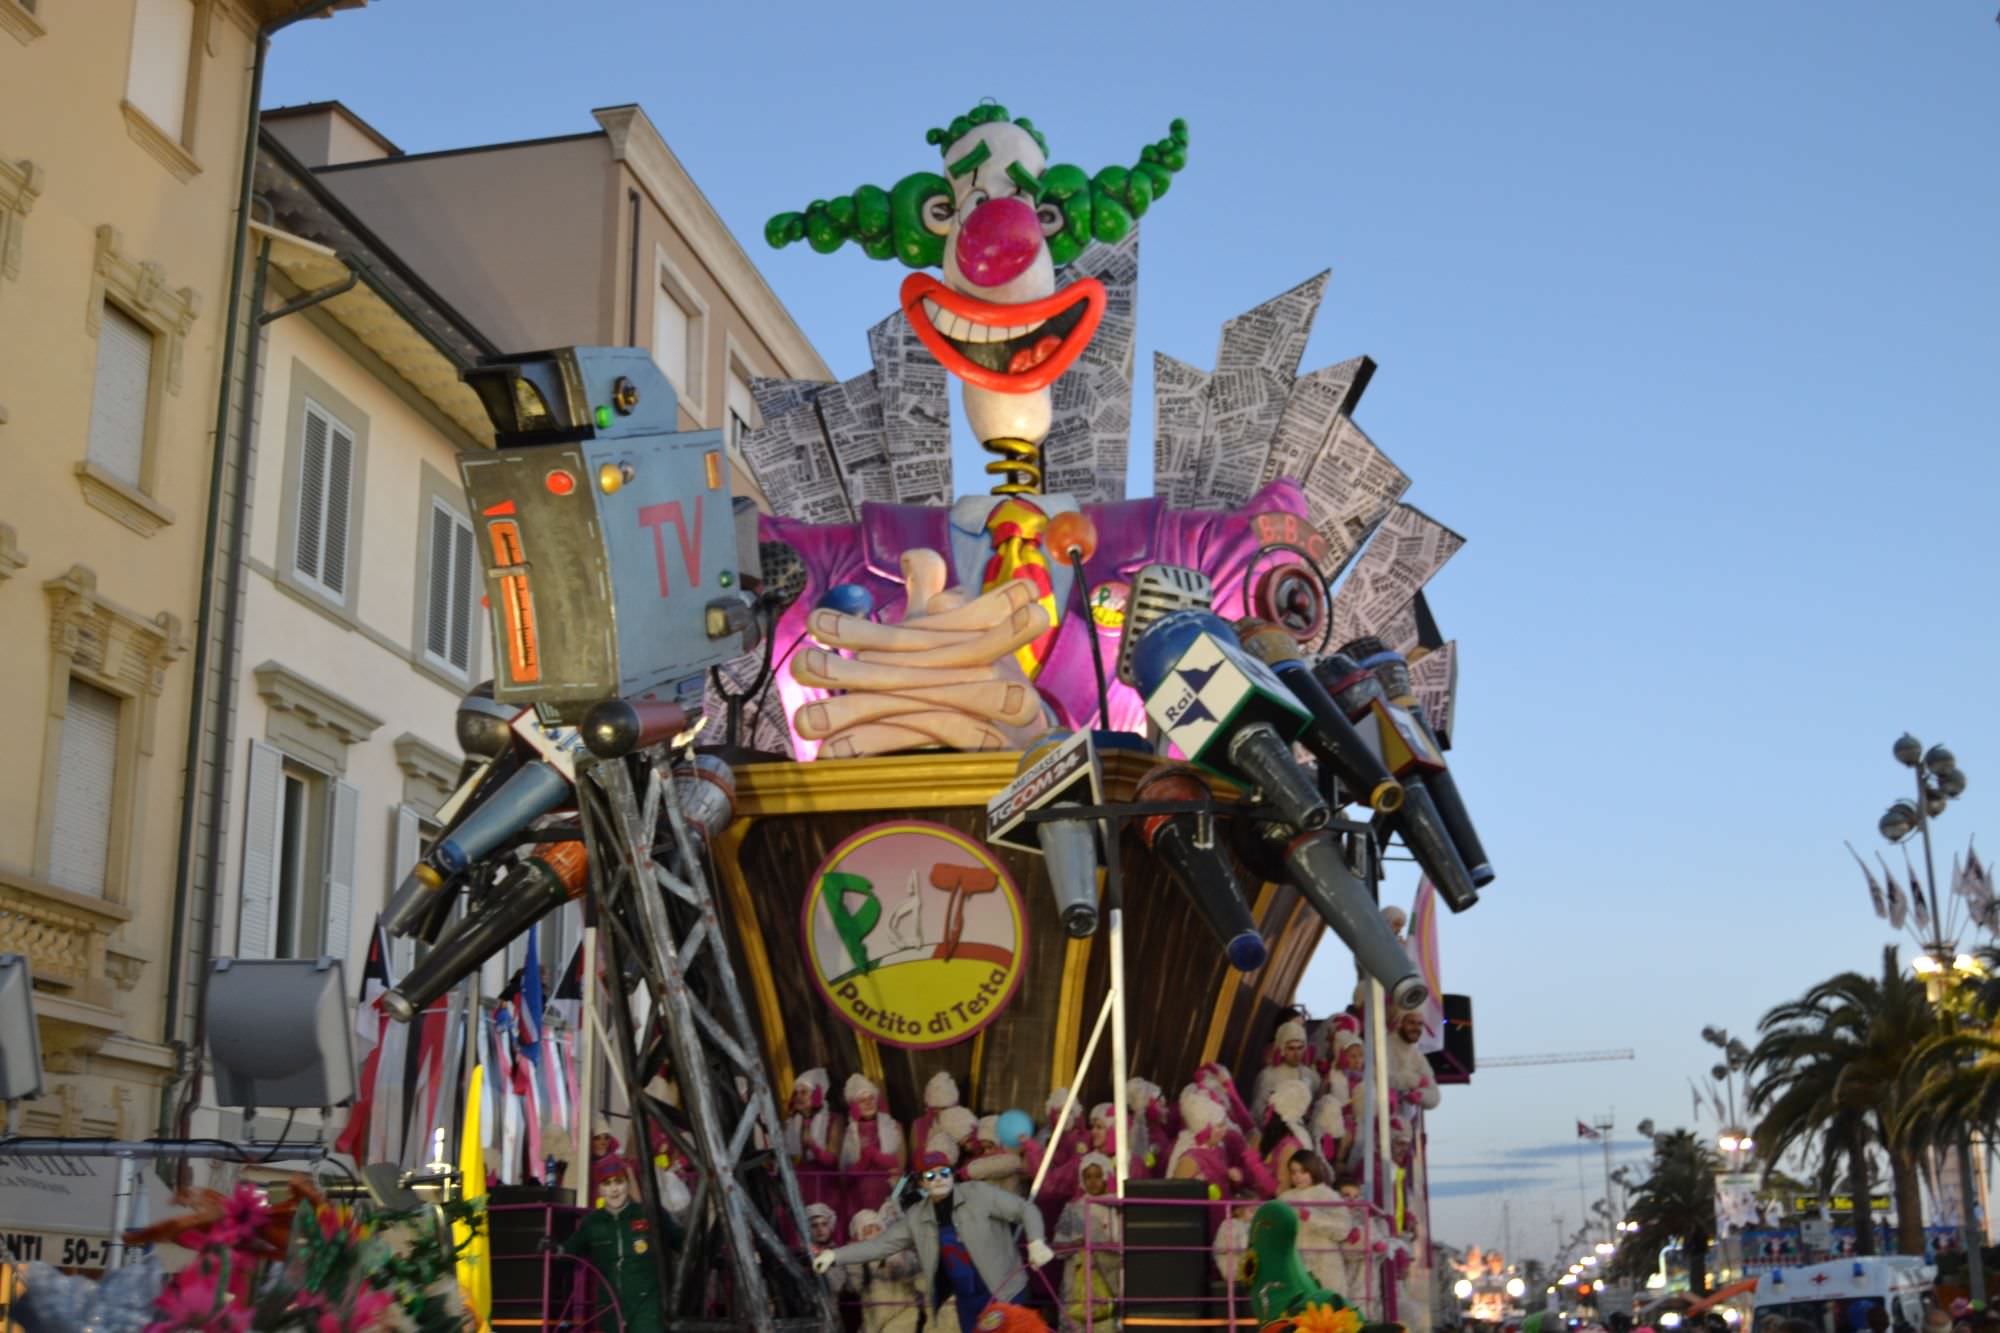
[1872,734,1981,1304]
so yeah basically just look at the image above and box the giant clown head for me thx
[768,104,1188,483]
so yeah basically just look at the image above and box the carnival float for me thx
[3,100,1487,1333]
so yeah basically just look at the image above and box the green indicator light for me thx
[719,570,734,588]
[594,405,613,430]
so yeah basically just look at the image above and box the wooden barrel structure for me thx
[707,749,1337,1116]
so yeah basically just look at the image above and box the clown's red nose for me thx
[955,196,1041,288]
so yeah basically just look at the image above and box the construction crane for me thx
[1481,1049,1636,1068]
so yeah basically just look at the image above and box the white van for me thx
[1752,1257,1935,1333]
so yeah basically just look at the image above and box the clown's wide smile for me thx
[901,273,1105,394]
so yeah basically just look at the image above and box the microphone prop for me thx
[1316,654,1478,912]
[1047,511,1112,732]
[1234,619,1404,814]
[1276,824,1429,1011]
[1114,564,1213,690]
[988,729,1103,938]
[1131,609,1328,832]
[1346,637,1492,887]
[433,760,573,876]
[583,698,690,759]
[1132,765,1266,972]
[383,840,589,1023]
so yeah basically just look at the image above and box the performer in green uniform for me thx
[554,1155,682,1333]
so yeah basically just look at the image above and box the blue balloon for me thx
[818,582,874,617]
[995,1108,1035,1151]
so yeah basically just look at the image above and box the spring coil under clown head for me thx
[983,437,1042,495]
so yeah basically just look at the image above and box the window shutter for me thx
[87,306,152,488]
[390,804,421,978]
[425,504,452,661]
[324,780,359,963]
[323,422,354,595]
[296,406,327,584]
[126,0,193,141]
[48,680,120,896]
[238,741,284,958]
[449,518,473,671]
[653,293,689,395]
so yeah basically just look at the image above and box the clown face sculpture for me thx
[768,103,1187,492]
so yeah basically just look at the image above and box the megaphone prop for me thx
[1274,824,1428,1011]
[1132,765,1267,972]
[383,841,589,1023]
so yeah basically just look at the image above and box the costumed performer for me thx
[847,1205,924,1333]
[813,1152,1054,1333]
[1252,1019,1323,1120]
[1054,1152,1123,1332]
[841,1072,909,1215]
[784,1067,843,1210]
[554,1156,682,1333]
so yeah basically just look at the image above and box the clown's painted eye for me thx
[921,195,953,237]
[963,188,990,212]
[1036,201,1066,238]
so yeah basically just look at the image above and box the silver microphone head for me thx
[1114,564,1212,689]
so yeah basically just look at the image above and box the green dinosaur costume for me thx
[1243,1200,1351,1327]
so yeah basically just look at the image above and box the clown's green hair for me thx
[766,113,1189,270]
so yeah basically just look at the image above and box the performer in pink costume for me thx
[910,1071,960,1167]
[783,1068,842,1210]
[1085,1102,1149,1181]
[1168,1087,1273,1201]
[1126,1079,1170,1170]
[1194,1062,1256,1136]
[1260,1079,1315,1187]
[839,1072,908,1216]
[963,1113,1026,1193]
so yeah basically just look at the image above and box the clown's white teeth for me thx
[922,297,1042,345]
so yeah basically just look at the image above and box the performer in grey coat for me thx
[813,1152,1053,1331]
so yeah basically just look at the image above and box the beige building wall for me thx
[0,0,339,1153]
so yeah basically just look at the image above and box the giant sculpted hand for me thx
[790,550,1050,758]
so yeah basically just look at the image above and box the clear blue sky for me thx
[266,0,2000,1260]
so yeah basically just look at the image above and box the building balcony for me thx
[0,864,149,1067]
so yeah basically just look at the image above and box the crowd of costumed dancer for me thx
[587,985,1441,1333]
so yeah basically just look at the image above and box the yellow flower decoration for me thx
[1291,1303,1363,1333]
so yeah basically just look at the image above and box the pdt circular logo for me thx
[802,821,1028,1050]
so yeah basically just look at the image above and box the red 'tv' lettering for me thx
[639,497,704,597]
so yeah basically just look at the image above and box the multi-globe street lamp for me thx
[1866,734,1981,1303]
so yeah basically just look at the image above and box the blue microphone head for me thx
[1131,608,1236,698]
[1226,929,1269,973]
[817,582,874,617]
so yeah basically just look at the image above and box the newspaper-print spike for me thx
[1878,851,1908,930]
[1329,504,1467,646]
[1298,416,1409,586]
[867,310,952,506]
[1410,642,1458,748]
[1847,841,1888,920]
[1152,353,1210,508]
[748,376,826,423]
[1261,355,1376,489]
[1049,228,1139,503]
[1193,271,1331,508]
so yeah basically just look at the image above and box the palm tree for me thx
[1746,945,1933,1255]
[1611,1129,1718,1294]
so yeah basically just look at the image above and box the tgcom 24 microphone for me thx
[1131,609,1328,833]
[987,729,1104,939]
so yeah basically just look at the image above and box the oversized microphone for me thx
[1346,637,1492,888]
[1273,822,1428,1011]
[583,698,689,759]
[382,840,589,1023]
[1234,619,1404,814]
[1131,765,1266,972]
[987,730,1103,938]
[382,758,573,938]
[1316,653,1478,912]
[1130,608,1329,832]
